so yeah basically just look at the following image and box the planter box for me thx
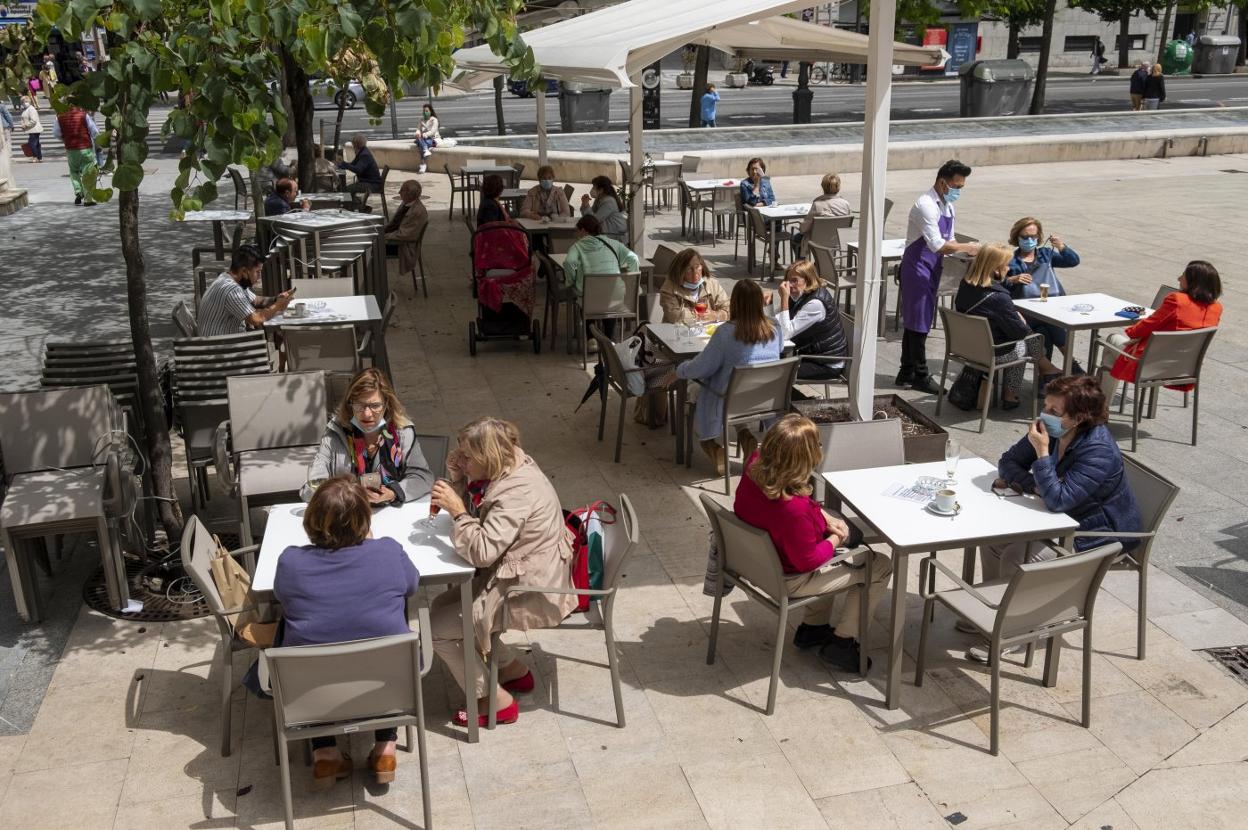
[676,73,695,90]
[794,394,948,463]
[725,72,748,88]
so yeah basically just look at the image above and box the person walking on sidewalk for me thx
[896,159,980,395]
[53,105,99,205]
[1142,63,1166,110]
[1129,60,1149,110]
[17,96,42,162]
[1090,37,1105,75]
[700,83,720,127]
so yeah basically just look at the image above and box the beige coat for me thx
[385,199,429,274]
[659,275,730,326]
[799,194,852,236]
[451,452,576,651]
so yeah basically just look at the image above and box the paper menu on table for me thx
[883,476,945,504]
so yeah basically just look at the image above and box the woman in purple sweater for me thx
[733,415,892,671]
[274,475,419,788]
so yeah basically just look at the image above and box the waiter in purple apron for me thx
[897,160,980,394]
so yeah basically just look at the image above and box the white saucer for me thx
[925,501,961,517]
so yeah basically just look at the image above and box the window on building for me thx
[1116,34,1148,51]
[1064,35,1099,54]
[1018,37,1043,53]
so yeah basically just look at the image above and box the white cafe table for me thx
[1014,292,1149,376]
[845,238,907,335]
[822,457,1078,710]
[264,295,381,327]
[262,209,382,280]
[252,501,483,742]
[754,203,812,278]
[683,178,738,192]
[515,216,580,234]
[180,209,253,259]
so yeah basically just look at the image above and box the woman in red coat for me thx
[1103,260,1222,394]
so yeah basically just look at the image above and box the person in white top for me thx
[17,96,43,162]
[896,159,980,394]
[776,260,849,383]
[414,103,440,173]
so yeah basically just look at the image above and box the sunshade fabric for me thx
[452,0,942,89]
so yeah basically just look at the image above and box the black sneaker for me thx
[1071,361,1087,376]
[818,633,872,673]
[894,371,914,387]
[74,194,83,205]
[792,623,833,650]
[911,376,944,395]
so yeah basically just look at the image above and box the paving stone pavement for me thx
[0,151,1246,828]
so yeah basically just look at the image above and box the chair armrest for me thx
[1071,530,1154,539]
[213,420,236,491]
[358,330,373,355]
[228,543,260,559]
[824,544,873,569]
[1096,338,1137,361]
[502,584,614,599]
[798,354,855,364]
[919,556,1001,608]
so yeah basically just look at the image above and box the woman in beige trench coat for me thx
[429,417,576,727]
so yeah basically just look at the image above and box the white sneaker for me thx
[422,149,432,158]
[418,164,427,174]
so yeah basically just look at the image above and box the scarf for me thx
[467,479,490,509]
[348,421,404,485]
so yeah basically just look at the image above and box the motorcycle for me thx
[744,61,775,86]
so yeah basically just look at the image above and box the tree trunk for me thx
[687,45,710,128]
[118,188,182,543]
[1118,11,1132,68]
[1007,19,1022,60]
[279,45,315,192]
[493,75,505,135]
[1158,2,1176,64]
[1239,5,1247,66]
[330,95,348,158]
[1029,0,1059,114]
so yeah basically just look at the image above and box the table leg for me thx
[1086,328,1099,376]
[961,546,976,584]
[885,551,908,710]
[1063,329,1075,376]
[675,380,687,465]
[460,579,479,743]
[212,221,226,260]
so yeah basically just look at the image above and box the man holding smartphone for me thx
[198,245,295,337]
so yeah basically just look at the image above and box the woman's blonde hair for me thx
[784,259,822,293]
[730,279,775,345]
[963,243,1013,288]
[335,368,411,428]
[820,173,842,196]
[1008,216,1043,246]
[1151,63,1162,76]
[748,415,821,500]
[456,417,521,481]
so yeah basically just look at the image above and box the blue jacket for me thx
[998,424,1143,552]
[1006,245,1080,300]
[740,176,775,207]
[700,91,719,122]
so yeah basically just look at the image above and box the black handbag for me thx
[948,367,985,411]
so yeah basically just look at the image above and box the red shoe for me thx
[502,670,535,694]
[454,699,519,727]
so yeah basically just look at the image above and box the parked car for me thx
[508,77,560,97]
[268,75,367,110]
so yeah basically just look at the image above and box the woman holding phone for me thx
[1005,216,1082,368]
[304,368,433,504]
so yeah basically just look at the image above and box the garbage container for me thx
[1161,40,1194,76]
[958,59,1035,118]
[1193,35,1241,75]
[558,87,612,132]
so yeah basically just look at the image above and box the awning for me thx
[452,0,942,89]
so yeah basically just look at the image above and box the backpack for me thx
[563,500,617,612]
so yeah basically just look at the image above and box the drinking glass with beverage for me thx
[1038,283,1050,301]
[944,437,960,486]
[694,300,708,321]
[418,478,450,529]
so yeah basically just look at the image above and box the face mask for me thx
[1038,412,1067,439]
[945,186,962,203]
[1019,237,1038,252]
[681,280,701,292]
[351,416,386,435]
[540,179,553,191]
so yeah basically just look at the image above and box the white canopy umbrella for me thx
[453,0,925,420]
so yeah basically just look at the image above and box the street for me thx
[326,73,1248,140]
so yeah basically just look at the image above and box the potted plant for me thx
[793,395,949,463]
[677,46,696,89]
[726,56,748,88]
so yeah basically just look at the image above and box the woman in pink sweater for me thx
[734,414,893,671]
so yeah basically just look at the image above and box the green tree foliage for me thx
[1070,0,1169,67]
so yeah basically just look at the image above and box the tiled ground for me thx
[1,153,1247,828]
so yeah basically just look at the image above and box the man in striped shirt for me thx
[198,245,294,337]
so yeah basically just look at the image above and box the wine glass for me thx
[694,300,708,323]
[417,478,449,530]
[302,469,327,503]
[944,438,960,487]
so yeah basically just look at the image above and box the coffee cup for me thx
[292,302,307,318]
[934,489,957,513]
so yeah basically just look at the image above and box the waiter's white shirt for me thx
[905,187,955,254]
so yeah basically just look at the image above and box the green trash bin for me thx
[1161,39,1194,76]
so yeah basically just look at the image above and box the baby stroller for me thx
[469,221,542,355]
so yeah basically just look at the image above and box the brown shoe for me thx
[368,750,397,784]
[312,752,352,790]
[700,440,725,476]
[737,428,759,463]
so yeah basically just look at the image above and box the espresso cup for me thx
[934,489,957,513]
[292,302,306,318]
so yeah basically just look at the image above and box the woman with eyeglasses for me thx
[305,368,433,505]
[1005,216,1082,370]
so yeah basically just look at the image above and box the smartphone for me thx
[992,483,1023,498]
[359,472,382,490]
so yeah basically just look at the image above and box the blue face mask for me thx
[1018,237,1039,252]
[351,416,386,435]
[945,186,962,203]
[1038,412,1067,439]
[540,179,553,191]
[681,280,701,292]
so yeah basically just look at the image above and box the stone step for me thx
[0,188,30,216]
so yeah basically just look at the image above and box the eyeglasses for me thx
[351,402,385,415]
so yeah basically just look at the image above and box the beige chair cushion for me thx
[1,467,106,529]
[238,446,319,499]
[936,579,1010,635]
